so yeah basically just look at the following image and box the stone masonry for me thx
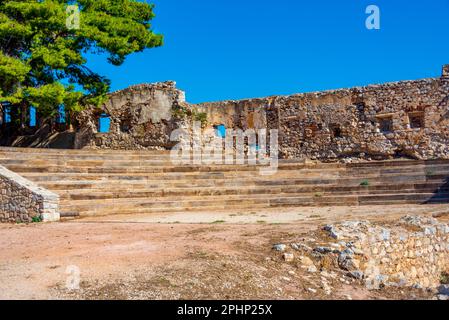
[195,66,449,161]
[66,64,449,162]
[326,216,449,289]
[0,165,60,223]
[74,81,188,150]
[276,215,449,290]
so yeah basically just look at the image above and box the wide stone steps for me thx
[1,147,448,218]
[4,161,444,173]
[56,185,449,201]
[12,161,448,178]
[57,192,449,217]
[0,147,171,155]
[18,174,447,191]
[3,157,448,170]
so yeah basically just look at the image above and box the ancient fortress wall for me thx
[73,64,449,161]
[195,65,449,161]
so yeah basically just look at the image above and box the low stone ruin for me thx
[274,215,449,298]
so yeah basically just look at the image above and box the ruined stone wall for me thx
[194,99,271,131]
[74,81,188,150]
[277,77,449,160]
[56,64,449,162]
[194,65,449,161]
[0,166,60,223]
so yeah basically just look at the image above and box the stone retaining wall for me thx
[326,216,449,289]
[0,166,60,223]
[280,216,449,290]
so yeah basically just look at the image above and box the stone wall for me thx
[194,65,449,161]
[324,216,449,289]
[276,77,449,161]
[3,64,448,162]
[275,215,449,290]
[0,166,60,223]
[73,81,188,150]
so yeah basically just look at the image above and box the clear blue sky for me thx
[86,0,449,103]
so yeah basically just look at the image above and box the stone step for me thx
[1,146,445,164]
[58,191,449,208]
[57,192,449,216]
[346,159,449,168]
[1,162,346,177]
[271,193,449,206]
[21,169,343,181]
[0,151,305,166]
[0,147,172,155]
[48,180,447,194]
[50,180,447,195]
[2,162,316,174]
[3,156,449,171]
[0,158,174,165]
[57,184,449,201]
[4,159,448,176]
[2,147,447,165]
[5,165,449,184]
[9,174,447,191]
[11,161,447,177]
[59,202,275,217]
[1,147,448,219]
[342,165,449,176]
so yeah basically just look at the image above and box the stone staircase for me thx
[0,147,448,219]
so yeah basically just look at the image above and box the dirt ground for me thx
[0,205,447,300]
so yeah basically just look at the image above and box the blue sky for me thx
[86,0,449,103]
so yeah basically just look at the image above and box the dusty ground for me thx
[0,205,447,300]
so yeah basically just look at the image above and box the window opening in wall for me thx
[120,119,131,133]
[378,117,393,133]
[330,124,342,138]
[408,113,424,129]
[214,124,226,138]
[4,104,11,123]
[98,113,111,133]
[29,107,36,127]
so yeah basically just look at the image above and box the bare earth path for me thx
[0,205,447,300]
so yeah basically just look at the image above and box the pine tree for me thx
[0,0,162,123]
